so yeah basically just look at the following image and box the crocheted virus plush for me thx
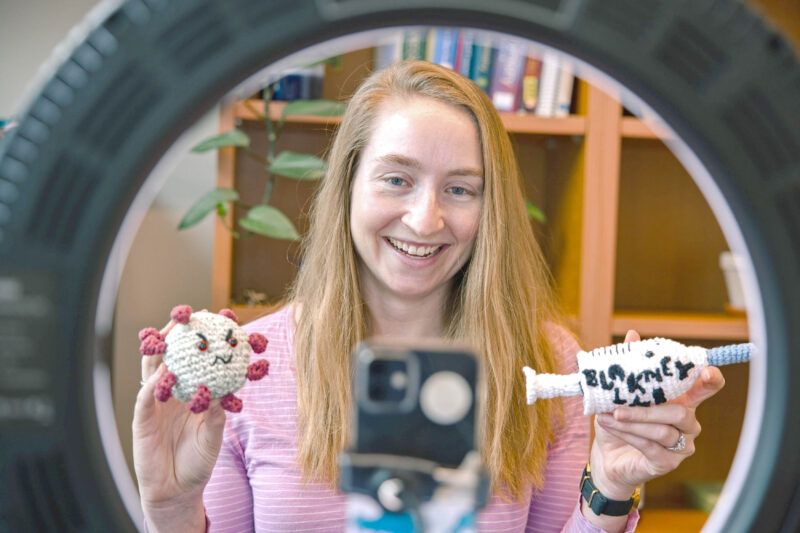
[523,338,753,415]
[139,305,269,413]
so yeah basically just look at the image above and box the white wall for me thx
[1,0,217,482]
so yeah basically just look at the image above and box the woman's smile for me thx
[385,237,446,259]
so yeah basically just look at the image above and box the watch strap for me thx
[580,464,640,516]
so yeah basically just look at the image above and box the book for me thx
[272,65,324,101]
[402,28,428,60]
[520,56,543,113]
[535,52,561,117]
[469,35,494,94]
[488,40,527,112]
[454,30,476,78]
[425,28,437,62]
[430,27,459,70]
[554,63,575,117]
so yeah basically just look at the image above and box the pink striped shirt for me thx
[203,306,638,532]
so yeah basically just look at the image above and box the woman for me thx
[134,60,724,532]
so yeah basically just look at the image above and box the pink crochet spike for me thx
[220,394,243,413]
[138,327,160,341]
[170,305,193,325]
[154,371,177,402]
[219,308,239,324]
[248,333,268,354]
[140,333,167,356]
[247,360,270,381]
[188,384,211,413]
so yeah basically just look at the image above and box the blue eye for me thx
[387,176,404,186]
[450,186,467,196]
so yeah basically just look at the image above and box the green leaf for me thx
[268,151,326,180]
[525,199,547,224]
[191,129,250,153]
[179,188,240,230]
[281,99,345,120]
[238,205,301,241]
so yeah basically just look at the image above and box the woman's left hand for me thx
[587,329,727,500]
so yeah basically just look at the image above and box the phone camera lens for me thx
[368,360,407,402]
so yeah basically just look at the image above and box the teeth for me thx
[388,237,441,258]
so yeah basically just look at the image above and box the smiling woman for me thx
[0,1,799,532]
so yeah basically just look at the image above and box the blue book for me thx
[431,27,459,70]
[272,65,324,101]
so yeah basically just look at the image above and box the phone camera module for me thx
[368,359,408,402]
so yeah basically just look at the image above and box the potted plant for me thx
[179,83,345,240]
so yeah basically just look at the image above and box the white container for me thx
[719,251,746,311]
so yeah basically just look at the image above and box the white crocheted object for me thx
[523,338,752,415]
[163,311,253,401]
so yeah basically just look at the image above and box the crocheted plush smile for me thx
[139,305,269,413]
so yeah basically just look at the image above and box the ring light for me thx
[0,1,798,531]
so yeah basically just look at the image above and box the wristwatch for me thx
[580,463,641,516]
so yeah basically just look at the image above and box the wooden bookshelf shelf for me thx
[501,113,585,135]
[620,116,672,139]
[234,100,343,125]
[612,311,749,341]
[234,100,586,136]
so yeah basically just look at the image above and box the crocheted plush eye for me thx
[227,337,238,347]
[197,339,208,351]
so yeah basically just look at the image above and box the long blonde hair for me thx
[289,60,564,500]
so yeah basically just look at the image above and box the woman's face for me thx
[350,96,484,303]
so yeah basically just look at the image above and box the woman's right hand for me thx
[132,320,226,532]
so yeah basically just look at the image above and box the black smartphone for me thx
[340,340,487,532]
[349,339,480,465]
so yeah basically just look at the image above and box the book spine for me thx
[425,28,437,62]
[455,30,476,77]
[554,64,575,117]
[521,56,543,113]
[535,52,561,117]
[402,28,427,60]
[432,27,459,70]
[489,40,527,112]
[470,36,494,94]
[555,64,575,117]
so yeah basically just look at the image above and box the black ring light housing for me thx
[0,0,799,531]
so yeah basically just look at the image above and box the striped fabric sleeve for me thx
[203,417,256,532]
[525,324,592,532]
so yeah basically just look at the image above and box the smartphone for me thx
[339,339,488,532]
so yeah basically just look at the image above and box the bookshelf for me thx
[209,44,752,515]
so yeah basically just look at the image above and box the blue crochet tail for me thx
[707,343,755,366]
